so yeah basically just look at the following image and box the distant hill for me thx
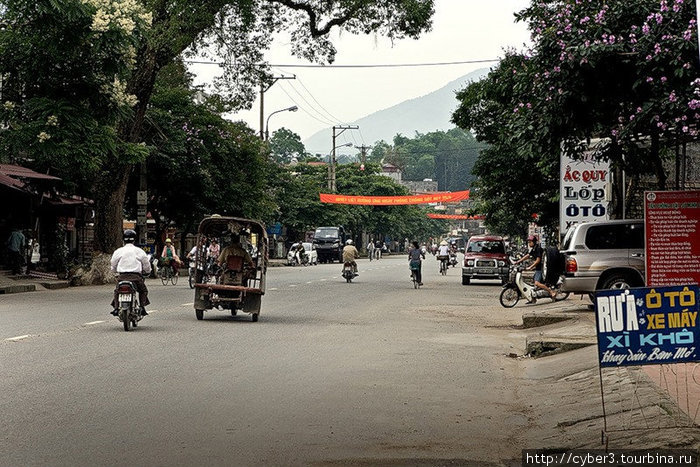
[303,68,488,156]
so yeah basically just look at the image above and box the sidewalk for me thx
[520,294,700,433]
[0,270,70,294]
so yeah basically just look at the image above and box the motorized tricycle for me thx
[192,216,268,322]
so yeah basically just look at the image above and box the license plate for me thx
[476,269,493,274]
[119,294,132,302]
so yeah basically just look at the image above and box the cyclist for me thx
[160,238,181,275]
[408,241,425,285]
[437,240,450,272]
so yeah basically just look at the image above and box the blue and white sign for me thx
[595,285,700,367]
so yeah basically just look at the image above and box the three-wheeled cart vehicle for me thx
[193,216,268,322]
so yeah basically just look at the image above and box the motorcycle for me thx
[499,263,569,308]
[115,280,143,331]
[449,252,458,268]
[342,262,355,283]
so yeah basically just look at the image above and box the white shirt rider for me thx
[111,243,152,275]
[438,244,450,256]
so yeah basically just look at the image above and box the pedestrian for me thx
[5,227,25,275]
[367,239,375,261]
[375,240,382,260]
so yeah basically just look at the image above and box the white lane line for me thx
[332,277,338,279]
[83,321,105,326]
[289,284,297,287]
[181,302,194,306]
[269,287,278,291]
[320,279,327,282]
[306,281,313,284]
[6,335,30,342]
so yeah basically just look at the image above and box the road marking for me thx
[269,287,278,291]
[6,335,30,342]
[83,321,105,326]
[306,281,313,284]
[320,279,326,282]
[181,302,194,306]
[289,284,297,287]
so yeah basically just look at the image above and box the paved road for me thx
[1,256,551,467]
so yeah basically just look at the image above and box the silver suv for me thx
[551,219,645,293]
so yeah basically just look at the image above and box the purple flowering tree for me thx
[454,0,698,231]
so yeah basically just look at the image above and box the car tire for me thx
[542,246,564,285]
[600,273,635,291]
[462,276,470,285]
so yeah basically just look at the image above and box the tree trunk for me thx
[93,163,132,253]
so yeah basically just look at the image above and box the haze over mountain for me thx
[303,68,488,156]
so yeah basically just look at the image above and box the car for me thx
[286,242,318,266]
[546,219,645,294]
[462,235,509,285]
[312,226,346,263]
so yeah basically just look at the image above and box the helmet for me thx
[165,238,172,244]
[527,235,538,243]
[123,229,137,243]
[440,240,448,246]
[346,239,353,245]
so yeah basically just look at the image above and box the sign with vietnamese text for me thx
[595,285,700,367]
[560,147,610,233]
[320,190,470,206]
[645,190,700,287]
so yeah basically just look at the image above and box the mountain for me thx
[303,68,488,156]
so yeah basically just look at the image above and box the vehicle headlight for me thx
[498,260,506,267]
[466,259,474,267]
[333,242,339,247]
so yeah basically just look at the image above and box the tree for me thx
[269,127,307,163]
[1,0,435,253]
[453,0,699,234]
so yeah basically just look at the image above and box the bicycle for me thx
[159,261,179,285]
[438,256,448,275]
[409,260,422,289]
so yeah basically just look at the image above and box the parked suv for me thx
[462,235,509,285]
[548,219,645,294]
[312,226,346,263]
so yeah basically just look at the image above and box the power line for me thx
[276,85,334,126]
[186,59,498,68]
[279,81,336,126]
[278,70,347,124]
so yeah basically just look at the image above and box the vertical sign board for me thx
[595,286,700,367]
[645,190,700,287]
[560,148,610,234]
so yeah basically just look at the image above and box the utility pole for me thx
[259,74,296,140]
[329,125,358,192]
[355,145,371,167]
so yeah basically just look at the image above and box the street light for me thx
[328,142,353,191]
[265,105,298,141]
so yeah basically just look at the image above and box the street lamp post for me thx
[265,105,298,141]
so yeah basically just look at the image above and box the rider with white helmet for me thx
[342,239,359,276]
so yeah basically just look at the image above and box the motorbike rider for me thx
[110,229,152,316]
[342,239,359,276]
[408,241,425,285]
[295,241,307,265]
[514,234,556,299]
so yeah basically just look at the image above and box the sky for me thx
[189,0,533,146]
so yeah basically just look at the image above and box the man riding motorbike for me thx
[514,234,556,299]
[110,229,152,316]
[437,240,450,271]
[342,239,359,276]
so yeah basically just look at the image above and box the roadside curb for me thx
[0,283,37,294]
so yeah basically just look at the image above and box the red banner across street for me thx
[319,190,470,206]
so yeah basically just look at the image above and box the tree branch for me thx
[271,0,360,37]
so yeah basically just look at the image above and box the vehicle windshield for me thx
[467,240,505,254]
[314,228,339,239]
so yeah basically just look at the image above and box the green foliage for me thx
[268,127,308,163]
[269,161,447,242]
[372,128,483,190]
[135,61,274,234]
[453,0,699,235]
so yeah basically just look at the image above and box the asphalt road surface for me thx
[2,255,540,467]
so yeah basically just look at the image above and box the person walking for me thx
[6,227,25,275]
[366,239,375,261]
